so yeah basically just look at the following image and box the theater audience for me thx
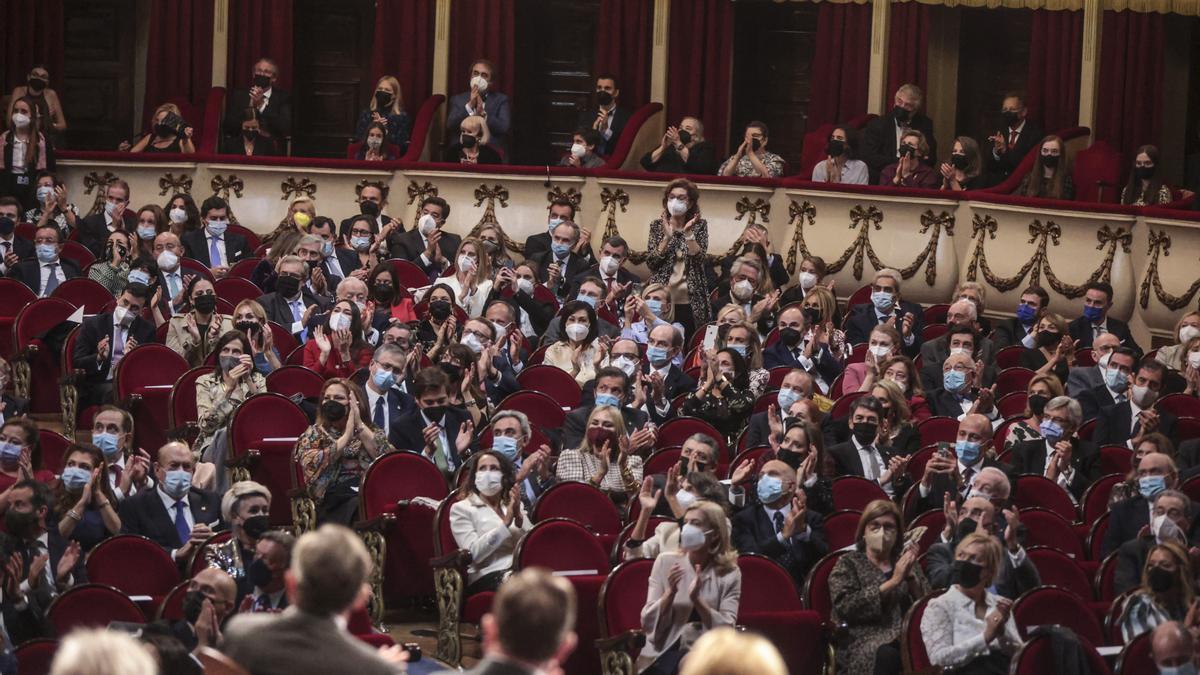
[863,84,938,182]
[418,283,461,354]
[880,129,938,188]
[1121,145,1172,206]
[682,349,755,442]
[26,172,80,237]
[718,121,784,178]
[442,237,493,317]
[295,378,391,525]
[712,255,778,337]
[1119,541,1194,642]
[231,299,283,373]
[126,103,195,153]
[73,282,156,408]
[488,411,555,505]
[1,97,54,210]
[447,59,511,156]
[205,480,272,601]
[531,220,590,302]
[622,283,687,355]
[925,494,1039,599]
[182,196,253,275]
[86,229,135,296]
[939,137,983,191]
[119,441,222,563]
[7,65,67,143]
[626,468,729,560]
[1017,135,1075,199]
[524,198,587,264]
[829,500,928,675]
[1019,310,1073,384]
[389,368,476,478]
[1114,488,1191,595]
[450,450,531,594]
[222,57,292,155]
[356,75,410,150]
[557,405,643,501]
[54,443,121,552]
[813,125,869,184]
[647,179,711,329]
[344,216,384,278]
[732,458,828,583]
[9,223,80,296]
[641,117,718,175]
[638,500,741,673]
[987,94,1042,183]
[166,277,233,366]
[844,268,924,357]
[577,74,628,156]
[195,331,266,493]
[991,285,1048,350]
[561,128,606,168]
[1157,312,1200,373]
[1001,374,1063,451]
[1109,433,1174,504]
[1008,395,1099,502]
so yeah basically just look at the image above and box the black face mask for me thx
[253,74,271,89]
[852,421,878,446]
[4,510,36,540]
[950,153,969,170]
[750,138,762,152]
[193,294,217,314]
[461,134,478,149]
[360,200,380,217]
[422,405,446,424]
[678,457,706,477]
[1134,165,1156,181]
[275,275,301,299]
[956,517,978,542]
[241,514,270,539]
[1148,566,1176,594]
[1027,393,1049,417]
[234,320,259,335]
[182,590,206,624]
[242,128,258,141]
[246,557,273,589]
[898,145,916,159]
[440,363,463,380]
[952,559,984,588]
[155,123,176,138]
[803,307,822,327]
[429,300,452,322]
[893,106,910,123]
[775,448,803,471]
[321,399,347,422]
[678,129,692,145]
[1001,110,1021,127]
[826,139,846,157]
[595,90,614,107]
[1035,331,1061,348]
[0,217,14,237]
[374,90,392,108]
[373,283,394,303]
[1041,154,1060,169]
[779,328,803,348]
[27,77,47,92]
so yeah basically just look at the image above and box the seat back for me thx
[997,391,1028,418]
[50,277,113,314]
[900,590,943,673]
[1095,550,1119,603]
[38,430,70,476]
[654,417,728,468]
[1014,475,1079,522]
[917,416,960,445]
[213,277,263,306]
[84,534,180,597]
[48,583,146,634]
[1082,474,1123,526]
[15,297,78,412]
[1019,507,1085,558]
[60,241,95,270]
[228,393,311,525]
[400,94,446,163]
[13,639,57,675]
[169,366,214,431]
[797,122,835,179]
[1115,621,1154,675]
[1026,546,1094,601]
[831,476,888,511]
[737,554,803,613]
[177,256,216,283]
[995,367,1036,396]
[114,344,189,450]
[515,365,582,410]
[801,550,846,621]
[1099,445,1133,475]
[156,580,190,622]
[1073,139,1122,203]
[642,447,682,477]
[515,518,611,574]
[496,390,567,430]
[360,450,449,519]
[599,558,655,639]
[1012,585,1106,646]
[227,257,262,280]
[531,481,622,537]
[906,509,946,556]
[830,391,866,419]
[361,460,442,604]
[823,509,863,550]
[1010,631,1111,675]
[0,278,36,358]
[994,345,1026,370]
[190,530,234,577]
[264,365,325,400]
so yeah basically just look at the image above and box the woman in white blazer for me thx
[449,450,531,595]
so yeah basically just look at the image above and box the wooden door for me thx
[292,0,375,158]
[62,0,136,150]
[731,0,820,169]
[954,8,1032,145]
[509,0,600,166]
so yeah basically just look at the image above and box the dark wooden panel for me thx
[62,0,136,150]
[954,8,1033,146]
[292,0,375,157]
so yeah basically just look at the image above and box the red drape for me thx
[448,0,516,96]
[886,1,929,97]
[227,0,294,91]
[0,0,64,95]
[667,0,733,155]
[595,0,653,108]
[807,1,871,131]
[143,0,214,125]
[1026,10,1082,134]
[1095,9,1164,168]
[370,0,435,117]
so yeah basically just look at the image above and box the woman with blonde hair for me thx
[623,282,688,362]
[1156,311,1200,373]
[1120,540,1195,642]
[878,355,931,421]
[450,115,501,164]
[718,319,768,396]
[232,299,283,373]
[355,75,410,150]
[679,628,786,675]
[556,405,643,501]
[1019,311,1073,384]
[638,500,742,674]
[1002,374,1064,452]
[127,102,195,154]
[441,237,493,318]
[255,196,317,291]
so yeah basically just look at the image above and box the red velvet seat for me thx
[1010,630,1111,675]
[1155,392,1200,419]
[900,590,943,673]
[0,278,36,359]
[1098,445,1133,475]
[917,416,960,446]
[156,580,190,621]
[1177,416,1200,442]
[1089,512,1111,561]
[430,495,494,665]
[906,509,946,557]
[654,417,729,472]
[531,481,622,549]
[1014,475,1079,522]
[496,390,567,430]
[902,445,940,487]
[516,517,611,574]
[921,323,947,342]
[59,241,95,271]
[997,391,1028,418]
[14,639,57,675]
[1082,474,1123,526]
[177,256,216,283]
[596,558,654,670]
[798,122,836,179]
[1078,418,1097,441]
[1115,628,1154,675]
[823,509,863,550]
[12,297,77,413]
[846,342,868,364]
[728,445,770,480]
[994,367,1036,396]
[642,447,682,477]
[515,364,582,410]
[85,534,180,617]
[228,393,310,526]
[1019,507,1085,558]
[845,284,872,313]
[1027,546,1095,601]
[228,257,262,280]
[830,391,866,420]
[264,365,325,400]
[831,475,888,511]
[801,550,846,622]
[38,429,70,476]
[1074,139,1122,203]
[1012,585,1106,646]
[213,276,263,306]
[737,554,827,674]
[266,320,299,357]
[115,344,190,451]
[994,345,1026,370]
[168,366,214,445]
[48,583,146,634]
[1095,551,1119,602]
[51,277,114,314]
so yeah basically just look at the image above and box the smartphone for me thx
[702,324,719,351]
[937,445,952,459]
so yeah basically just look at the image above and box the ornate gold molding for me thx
[785,200,817,275]
[82,171,119,216]
[280,176,317,201]
[900,210,955,287]
[406,180,439,223]
[1138,228,1200,311]
[826,204,884,280]
[157,173,192,196]
[210,174,244,200]
[547,186,581,210]
[734,196,770,227]
[472,184,509,229]
[600,187,650,264]
[966,216,1130,297]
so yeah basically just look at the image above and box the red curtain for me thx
[370,0,435,117]
[595,0,653,108]
[667,0,733,155]
[807,1,871,131]
[1095,9,1164,168]
[143,0,214,124]
[227,0,294,91]
[886,1,929,97]
[1026,9,1082,134]
[0,0,64,95]
[448,0,516,95]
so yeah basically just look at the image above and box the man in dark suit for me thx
[0,197,34,276]
[76,180,137,258]
[1100,453,1197,558]
[1068,281,1142,358]
[1008,396,1100,502]
[389,368,477,478]
[119,441,224,564]
[7,480,87,595]
[991,285,1049,350]
[911,414,1005,516]
[575,74,630,157]
[256,255,331,341]
[181,196,253,276]
[1077,347,1138,421]
[568,235,638,311]
[304,216,363,285]
[842,268,924,358]
[8,223,80,297]
[1113,489,1195,594]
[72,282,156,408]
[643,324,697,423]
[732,460,828,584]
[524,199,589,265]
[924,494,1040,599]
[560,367,654,451]
[1066,333,1121,397]
[461,318,521,406]
[1093,359,1176,447]
[762,306,841,395]
[828,396,911,497]
[918,304,998,391]
[985,94,1044,183]
[0,531,52,648]
[224,525,412,675]
[446,59,511,156]
[926,353,1001,426]
[221,57,292,155]
[531,221,591,302]
[861,84,938,183]
[171,567,238,652]
[362,343,415,434]
[743,370,814,449]
[151,231,187,320]
[388,197,460,279]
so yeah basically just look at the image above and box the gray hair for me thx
[373,342,407,362]
[730,256,762,288]
[950,299,977,321]
[493,410,531,440]
[292,524,372,616]
[976,466,1011,499]
[551,219,581,244]
[685,433,720,465]
[295,234,325,251]
[874,268,903,292]
[1045,396,1082,429]
[1155,489,1192,512]
[50,628,156,675]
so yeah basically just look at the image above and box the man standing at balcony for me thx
[986,93,1043,184]
[222,57,292,155]
[862,84,938,184]
[575,74,629,157]
[447,59,511,158]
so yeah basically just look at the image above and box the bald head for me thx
[191,567,237,620]
[1152,621,1193,670]
[758,460,796,507]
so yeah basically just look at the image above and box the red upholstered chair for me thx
[737,554,829,675]
[0,278,35,359]
[48,583,146,634]
[1115,628,1155,675]
[225,222,261,250]
[1155,392,1200,419]
[830,391,866,420]
[228,393,310,526]
[612,517,674,559]
[596,558,654,673]
[831,475,888,511]
[12,297,77,413]
[399,94,446,162]
[213,276,263,306]
[1178,416,1200,442]
[823,509,863,550]
[900,590,944,674]
[265,365,325,400]
[846,342,868,364]
[1010,631,1111,675]
[1014,475,1079,522]
[1077,418,1097,441]
[1012,585,1106,646]
[168,365,214,446]
[728,445,770,480]
[995,367,1036,396]
[59,241,95,270]
[1099,446,1133,475]
[385,258,432,289]
[1075,348,1097,367]
[228,257,262,280]
[115,344,190,451]
[906,509,947,557]
[284,346,306,366]
[265,320,299,357]
[1095,551,1119,603]
[496,390,567,430]
[1027,546,1095,601]
[921,323,947,342]
[845,284,872,314]
[156,580,190,621]
[51,277,114,314]
[515,364,582,410]
[767,367,791,389]
[917,417,960,446]
[642,447,682,477]
[802,550,846,623]
[1019,507,1085,559]
[1089,512,1111,561]
[1082,474,1123,526]
[1073,139,1122,203]
[798,122,835,179]
[178,256,216,283]
[994,345,1026,370]
[38,429,70,476]
[85,534,180,617]
[903,445,940,487]
[190,530,233,577]
[14,639,57,675]
[430,495,494,666]
[997,391,1028,418]
[531,481,622,549]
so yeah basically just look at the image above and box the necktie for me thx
[867,447,883,481]
[166,273,180,303]
[174,501,191,546]
[1115,393,1126,404]
[112,327,125,366]
[1132,417,1142,438]
[1008,130,1017,146]
[961,467,975,496]
[432,431,449,473]
[373,395,386,429]
[773,511,785,534]
[290,300,307,341]
[43,264,59,295]
[110,464,123,485]
[209,236,223,267]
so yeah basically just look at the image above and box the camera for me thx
[403,643,421,662]
[157,111,188,136]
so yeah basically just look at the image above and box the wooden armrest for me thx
[595,629,645,652]
[18,344,40,360]
[354,514,395,533]
[430,550,471,569]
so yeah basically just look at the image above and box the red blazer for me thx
[302,340,373,380]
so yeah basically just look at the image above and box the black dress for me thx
[1019,348,1069,386]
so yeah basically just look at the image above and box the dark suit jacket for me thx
[0,394,28,421]
[222,87,293,153]
[320,248,363,286]
[1078,383,1119,422]
[72,311,157,386]
[559,405,649,451]
[523,231,599,268]
[991,317,1035,351]
[7,257,81,296]
[1067,365,1105,399]
[388,406,477,470]
[761,341,842,387]
[1008,437,1100,502]
[986,120,1044,180]
[1102,495,1152,559]
[0,235,34,264]
[224,607,404,675]
[1114,536,1154,595]
[577,105,631,157]
[731,504,829,583]
[925,537,1040,599]
[530,250,591,300]
[744,411,774,450]
[388,229,461,277]
[1179,439,1200,473]
[568,265,639,304]
[256,291,331,338]
[366,387,416,429]
[446,90,511,154]
[1068,315,1142,358]
[1093,402,1177,448]
[843,301,925,358]
[862,111,939,181]
[644,364,696,402]
[78,212,136,258]
[118,486,223,553]
[926,387,992,420]
[181,230,254,269]
[828,439,912,496]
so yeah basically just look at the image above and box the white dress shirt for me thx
[257,87,273,114]
[365,386,392,433]
[449,492,530,583]
[762,502,812,544]
[421,410,455,471]
[920,585,1021,668]
[38,260,65,297]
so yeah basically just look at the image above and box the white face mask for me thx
[570,143,587,158]
[949,346,971,356]
[329,312,351,332]
[600,255,619,275]
[1189,352,1200,370]
[470,75,489,93]
[10,113,30,129]
[798,271,818,290]
[675,489,697,510]
[679,523,710,552]
[457,254,476,273]
[516,278,534,295]
[869,344,892,358]
[157,250,179,272]
[418,214,438,237]
[667,198,688,217]
[1181,325,1200,344]
[168,207,187,224]
[732,279,754,301]
[474,469,503,497]
[491,321,507,344]
[565,323,589,342]
[613,356,638,377]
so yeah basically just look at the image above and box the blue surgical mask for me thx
[1016,303,1037,325]
[547,217,563,234]
[371,368,396,391]
[1104,367,1129,393]
[575,293,597,308]
[943,369,967,393]
[1082,304,1104,323]
[128,270,151,286]
[871,290,894,313]
[163,469,192,499]
[647,346,670,367]
[0,442,21,465]
[1160,662,1198,675]
[492,435,519,461]
[321,240,334,258]
[756,474,785,504]
[777,387,800,413]
[36,186,53,204]
[1039,419,1064,443]
[645,299,663,317]
[36,244,58,263]
[1139,475,1167,500]
[92,432,121,459]
[595,393,620,408]
[207,220,228,236]
[955,440,982,466]
[728,344,748,358]
[62,466,91,492]
[351,236,371,251]
[551,242,571,258]
[137,225,157,240]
